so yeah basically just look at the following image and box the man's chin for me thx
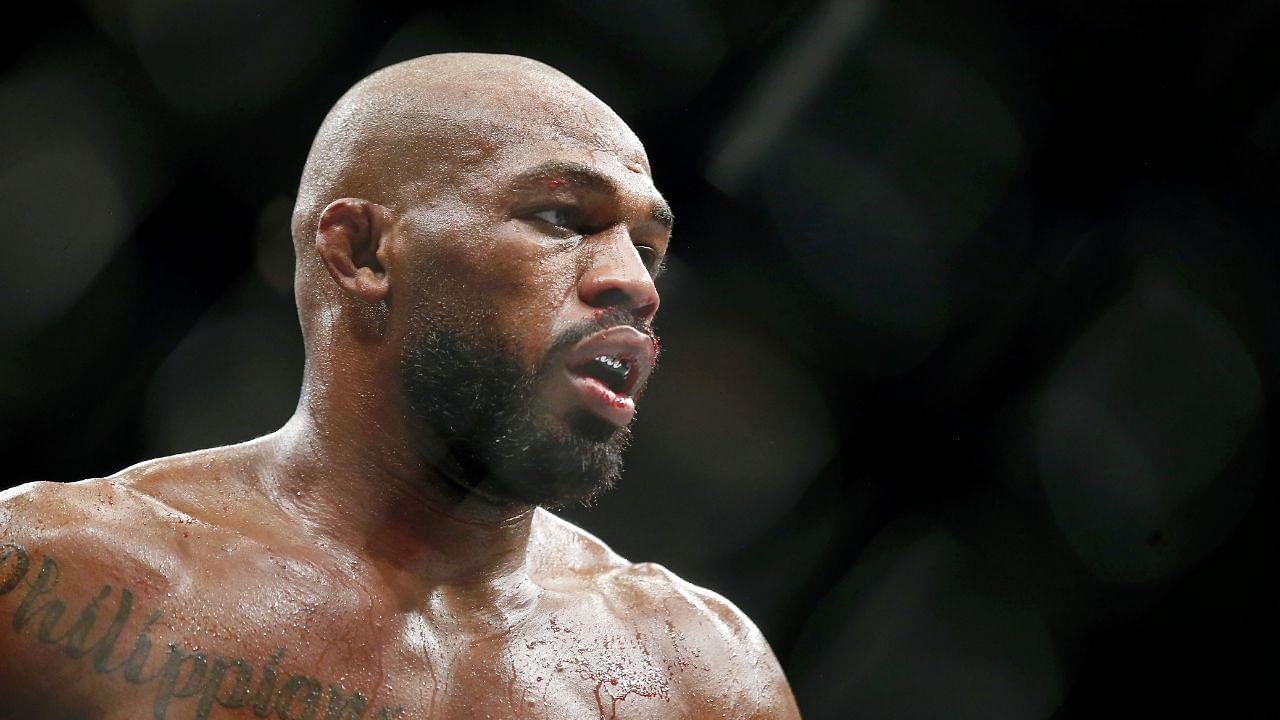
[485,414,629,508]
[398,317,640,509]
[565,408,626,443]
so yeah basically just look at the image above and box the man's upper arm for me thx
[689,583,802,720]
[0,480,137,713]
[622,562,802,720]
[0,482,63,704]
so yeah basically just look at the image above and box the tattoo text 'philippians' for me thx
[0,542,403,720]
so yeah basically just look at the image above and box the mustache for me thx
[542,309,659,367]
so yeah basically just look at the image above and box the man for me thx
[0,54,801,719]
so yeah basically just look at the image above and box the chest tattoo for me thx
[0,542,404,720]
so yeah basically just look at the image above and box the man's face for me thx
[390,118,672,507]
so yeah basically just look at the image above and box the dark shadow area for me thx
[2,0,1276,716]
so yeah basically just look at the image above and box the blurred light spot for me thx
[765,131,952,370]
[792,523,1064,720]
[0,49,158,338]
[743,39,1024,376]
[371,5,724,119]
[145,281,303,455]
[1035,259,1263,583]
[255,195,297,296]
[124,0,352,116]
[1251,88,1280,155]
[563,260,834,566]
[0,135,127,337]
[707,0,877,193]
[549,0,726,92]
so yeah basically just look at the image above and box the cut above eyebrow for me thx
[509,160,675,229]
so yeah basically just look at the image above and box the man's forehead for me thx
[416,90,656,191]
[300,54,657,220]
[451,95,646,166]
[372,84,647,186]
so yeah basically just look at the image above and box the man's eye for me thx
[636,245,663,272]
[529,207,576,229]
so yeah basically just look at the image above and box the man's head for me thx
[290,53,672,508]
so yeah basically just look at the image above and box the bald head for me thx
[292,53,642,257]
[290,53,647,352]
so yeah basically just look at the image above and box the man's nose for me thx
[577,236,660,324]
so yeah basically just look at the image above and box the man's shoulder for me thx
[0,479,178,690]
[0,446,257,580]
[529,509,754,632]
[2,476,159,538]
[529,510,801,719]
[0,476,183,589]
[5,443,209,513]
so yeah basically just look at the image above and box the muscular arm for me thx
[0,481,199,718]
[685,583,802,720]
[0,481,114,716]
[0,482,401,720]
[603,560,802,720]
[530,512,802,720]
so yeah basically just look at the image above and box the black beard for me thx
[399,309,652,508]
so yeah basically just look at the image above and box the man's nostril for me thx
[589,287,632,310]
[633,301,659,322]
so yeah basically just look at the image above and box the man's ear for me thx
[315,198,391,304]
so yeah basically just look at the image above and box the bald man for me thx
[0,54,801,719]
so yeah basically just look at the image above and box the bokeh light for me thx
[0,42,160,339]
[1035,259,1264,584]
[793,525,1065,720]
[144,280,303,456]
[103,0,355,118]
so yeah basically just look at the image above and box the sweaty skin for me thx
[0,54,801,720]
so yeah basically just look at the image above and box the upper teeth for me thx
[596,355,628,372]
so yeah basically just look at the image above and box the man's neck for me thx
[261,407,540,620]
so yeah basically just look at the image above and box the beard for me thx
[399,307,653,508]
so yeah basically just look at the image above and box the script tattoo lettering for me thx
[0,542,401,720]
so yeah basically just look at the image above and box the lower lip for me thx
[566,372,636,426]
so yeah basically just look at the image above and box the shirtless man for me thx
[0,54,801,719]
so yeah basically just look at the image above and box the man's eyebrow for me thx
[509,160,675,229]
[509,160,612,192]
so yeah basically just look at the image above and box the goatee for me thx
[399,309,655,508]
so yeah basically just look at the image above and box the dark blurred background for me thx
[2,0,1277,717]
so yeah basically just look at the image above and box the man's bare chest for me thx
[66,608,689,720]
[1,542,699,720]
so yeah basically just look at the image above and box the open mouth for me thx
[560,325,657,426]
[570,355,636,396]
